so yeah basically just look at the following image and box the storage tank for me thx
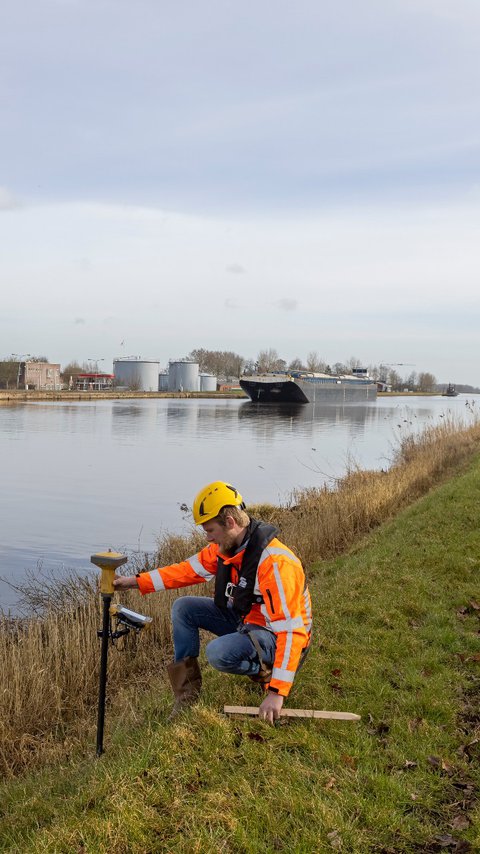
[199,373,217,392]
[113,358,160,391]
[168,360,199,392]
[158,372,169,391]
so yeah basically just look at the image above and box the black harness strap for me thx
[214,518,279,617]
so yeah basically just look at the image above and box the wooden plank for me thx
[223,705,361,721]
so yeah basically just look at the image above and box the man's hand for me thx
[112,575,139,591]
[258,692,284,724]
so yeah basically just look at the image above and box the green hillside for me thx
[0,457,479,852]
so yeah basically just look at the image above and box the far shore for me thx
[0,389,457,403]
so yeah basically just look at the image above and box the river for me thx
[0,394,475,609]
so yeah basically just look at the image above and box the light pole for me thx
[87,359,104,389]
[11,354,31,389]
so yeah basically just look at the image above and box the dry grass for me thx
[1,413,480,776]
[252,414,480,568]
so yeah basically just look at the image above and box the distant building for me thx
[72,373,115,391]
[21,362,61,390]
[219,382,243,392]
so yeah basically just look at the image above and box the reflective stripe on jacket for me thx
[137,537,312,697]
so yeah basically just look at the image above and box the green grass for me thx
[1,459,479,853]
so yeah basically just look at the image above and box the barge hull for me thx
[240,374,377,404]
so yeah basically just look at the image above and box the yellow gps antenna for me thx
[91,549,127,595]
[91,550,128,756]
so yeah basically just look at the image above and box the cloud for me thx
[225,298,239,309]
[226,263,246,274]
[74,317,86,325]
[275,298,298,312]
[75,257,92,272]
[0,187,21,210]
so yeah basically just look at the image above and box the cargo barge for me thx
[239,369,377,404]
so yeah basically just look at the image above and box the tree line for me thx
[188,348,442,392]
[2,353,478,394]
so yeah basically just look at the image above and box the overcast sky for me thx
[2,0,480,384]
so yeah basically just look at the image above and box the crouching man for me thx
[113,481,312,723]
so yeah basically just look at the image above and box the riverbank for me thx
[0,389,247,402]
[0,418,479,851]
[0,389,457,403]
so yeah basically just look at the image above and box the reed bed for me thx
[1,411,479,776]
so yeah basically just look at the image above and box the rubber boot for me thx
[166,656,202,720]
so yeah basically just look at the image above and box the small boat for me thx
[442,383,459,397]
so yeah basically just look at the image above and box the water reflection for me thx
[111,402,159,438]
[237,400,381,439]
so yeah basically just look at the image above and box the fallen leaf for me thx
[427,755,442,769]
[441,759,456,776]
[460,738,479,760]
[366,719,390,736]
[433,832,458,847]
[408,717,424,732]
[469,599,480,610]
[340,753,357,769]
[451,814,470,831]
[330,668,342,677]
[404,759,418,769]
[324,776,337,790]
[457,651,480,663]
[247,732,266,743]
[327,829,342,849]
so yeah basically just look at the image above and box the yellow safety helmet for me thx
[192,481,245,525]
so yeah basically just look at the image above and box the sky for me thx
[2,0,480,385]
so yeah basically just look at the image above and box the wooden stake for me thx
[224,705,361,721]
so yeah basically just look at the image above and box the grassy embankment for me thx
[0,413,479,852]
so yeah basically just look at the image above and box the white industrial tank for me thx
[113,358,160,391]
[158,372,169,391]
[199,373,217,392]
[168,360,199,392]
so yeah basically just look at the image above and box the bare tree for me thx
[387,369,402,390]
[0,359,19,389]
[288,357,305,371]
[189,349,245,380]
[306,351,326,372]
[347,355,362,370]
[256,348,285,372]
[405,371,418,390]
[417,372,437,393]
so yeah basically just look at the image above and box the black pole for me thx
[96,593,111,757]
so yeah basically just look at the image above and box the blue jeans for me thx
[171,595,277,676]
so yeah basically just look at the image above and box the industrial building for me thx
[114,356,217,392]
[20,361,61,391]
[72,373,115,391]
[113,358,160,392]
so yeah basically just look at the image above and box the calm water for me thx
[0,394,474,609]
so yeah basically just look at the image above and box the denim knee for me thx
[205,638,223,670]
[171,595,192,623]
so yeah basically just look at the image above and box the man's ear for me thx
[224,513,236,530]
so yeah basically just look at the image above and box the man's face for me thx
[202,519,238,554]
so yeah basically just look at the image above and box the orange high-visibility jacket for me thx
[137,537,312,697]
